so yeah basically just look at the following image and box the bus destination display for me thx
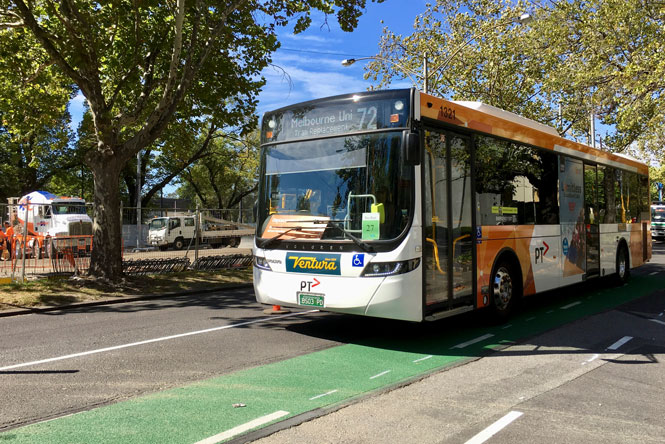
[262,91,410,143]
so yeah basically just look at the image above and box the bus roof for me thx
[421,92,648,176]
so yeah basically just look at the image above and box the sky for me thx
[256,1,427,116]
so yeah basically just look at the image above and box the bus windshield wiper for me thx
[257,226,305,249]
[314,220,374,253]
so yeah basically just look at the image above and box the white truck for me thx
[8,191,93,258]
[147,213,253,250]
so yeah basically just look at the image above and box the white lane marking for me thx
[546,310,554,314]
[413,355,433,363]
[561,301,581,309]
[370,370,391,380]
[464,411,524,444]
[582,354,600,365]
[659,312,664,317]
[649,319,665,326]
[309,390,338,401]
[501,324,513,330]
[606,336,633,351]
[0,310,317,371]
[526,317,536,321]
[649,271,658,276]
[193,410,289,444]
[452,334,494,349]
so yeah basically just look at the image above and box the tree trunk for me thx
[88,156,124,281]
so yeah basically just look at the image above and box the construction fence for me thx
[1,203,255,281]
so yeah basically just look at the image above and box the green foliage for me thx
[0,24,77,202]
[178,129,260,210]
[650,165,665,202]
[366,0,665,156]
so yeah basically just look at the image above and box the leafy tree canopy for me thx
[1,0,384,280]
[366,0,665,158]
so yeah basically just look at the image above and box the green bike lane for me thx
[2,275,663,444]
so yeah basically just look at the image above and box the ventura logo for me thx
[286,253,341,275]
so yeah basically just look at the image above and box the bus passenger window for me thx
[475,136,558,225]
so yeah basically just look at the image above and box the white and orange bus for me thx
[253,89,651,321]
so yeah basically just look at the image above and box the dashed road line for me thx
[370,370,391,380]
[464,411,524,444]
[606,336,633,351]
[526,316,536,321]
[0,310,317,371]
[561,301,581,310]
[648,271,658,276]
[193,410,289,444]
[582,354,600,365]
[309,390,338,401]
[649,318,665,326]
[501,324,513,329]
[413,355,433,363]
[452,334,495,349]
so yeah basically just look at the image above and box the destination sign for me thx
[262,90,411,143]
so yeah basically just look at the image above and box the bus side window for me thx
[597,166,615,224]
[475,136,559,226]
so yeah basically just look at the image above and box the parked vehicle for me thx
[148,213,253,250]
[8,191,93,258]
[652,202,665,241]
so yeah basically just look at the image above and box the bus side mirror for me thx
[402,131,420,166]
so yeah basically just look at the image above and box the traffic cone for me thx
[264,304,290,314]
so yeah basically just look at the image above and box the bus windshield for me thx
[257,132,413,242]
[652,207,665,220]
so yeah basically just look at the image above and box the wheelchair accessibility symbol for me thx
[352,254,365,267]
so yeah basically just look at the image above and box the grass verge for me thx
[0,267,253,311]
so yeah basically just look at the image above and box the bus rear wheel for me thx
[614,244,630,285]
[491,260,520,320]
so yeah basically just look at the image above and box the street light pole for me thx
[423,53,429,94]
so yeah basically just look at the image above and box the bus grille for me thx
[69,221,93,235]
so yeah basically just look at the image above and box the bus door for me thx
[423,129,474,311]
[584,163,600,276]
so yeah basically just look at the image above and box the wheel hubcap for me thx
[618,253,626,278]
[493,267,513,311]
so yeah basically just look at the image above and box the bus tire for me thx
[173,237,185,250]
[614,243,630,285]
[490,258,521,320]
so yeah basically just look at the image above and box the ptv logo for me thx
[300,278,321,292]
[535,241,550,264]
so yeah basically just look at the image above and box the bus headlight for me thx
[253,255,272,271]
[361,258,420,277]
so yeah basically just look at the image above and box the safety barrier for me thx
[191,254,253,271]
[123,258,191,276]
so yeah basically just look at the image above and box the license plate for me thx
[298,292,324,308]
